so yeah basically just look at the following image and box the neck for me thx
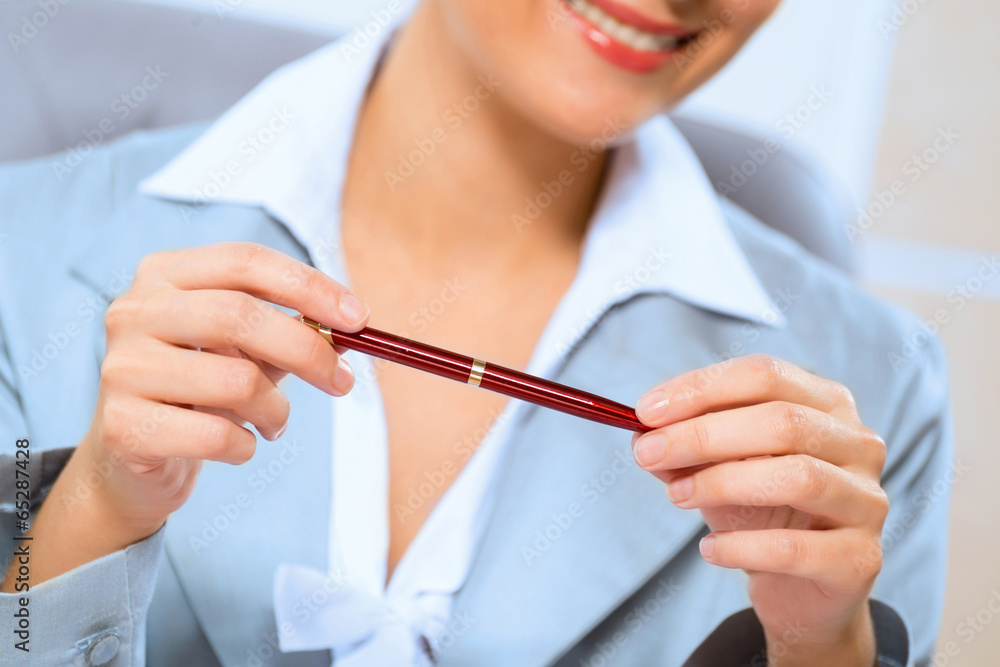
[343,1,608,259]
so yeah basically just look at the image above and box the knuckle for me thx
[791,455,827,500]
[198,418,232,457]
[99,397,132,448]
[134,252,165,280]
[290,263,320,296]
[295,328,329,369]
[871,486,890,523]
[103,296,137,333]
[224,361,263,404]
[215,295,259,346]
[224,242,268,276]
[862,428,888,470]
[774,534,807,569]
[773,402,810,444]
[688,419,713,459]
[99,351,128,388]
[830,381,858,411]
[855,536,884,579]
[748,354,788,389]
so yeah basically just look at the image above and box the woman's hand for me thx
[4,243,368,590]
[632,354,888,666]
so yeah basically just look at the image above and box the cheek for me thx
[714,0,783,37]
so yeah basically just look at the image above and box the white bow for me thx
[273,564,445,666]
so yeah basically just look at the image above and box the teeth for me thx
[633,33,659,51]
[617,25,639,43]
[594,13,618,36]
[568,0,680,52]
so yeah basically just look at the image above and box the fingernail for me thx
[332,356,355,395]
[635,390,670,422]
[274,421,288,440]
[339,292,369,327]
[667,474,693,504]
[699,534,716,560]
[632,433,665,467]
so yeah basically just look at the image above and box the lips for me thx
[562,0,695,74]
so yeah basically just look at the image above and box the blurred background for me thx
[2,0,997,661]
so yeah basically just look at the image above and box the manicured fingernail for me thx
[274,421,288,440]
[332,356,355,395]
[699,534,716,560]
[636,390,669,421]
[339,292,369,327]
[632,433,665,467]
[667,475,693,504]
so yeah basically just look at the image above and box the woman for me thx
[0,0,951,664]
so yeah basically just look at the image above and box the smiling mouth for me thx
[566,0,693,50]
[563,0,696,73]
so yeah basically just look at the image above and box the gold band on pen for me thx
[300,315,334,346]
[468,359,486,387]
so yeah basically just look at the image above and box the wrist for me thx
[764,602,876,667]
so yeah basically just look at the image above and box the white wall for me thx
[127,0,899,206]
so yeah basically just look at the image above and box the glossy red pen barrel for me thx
[301,316,652,433]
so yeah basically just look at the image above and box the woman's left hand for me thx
[633,354,889,666]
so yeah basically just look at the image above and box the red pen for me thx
[300,316,652,433]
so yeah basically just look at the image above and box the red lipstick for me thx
[562,0,693,74]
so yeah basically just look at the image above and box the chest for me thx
[340,234,579,575]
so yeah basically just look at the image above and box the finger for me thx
[103,396,258,465]
[635,354,859,427]
[102,342,291,440]
[135,243,369,332]
[700,528,882,592]
[660,455,888,528]
[632,401,885,471]
[201,348,289,388]
[144,290,354,396]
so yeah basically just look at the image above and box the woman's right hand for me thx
[71,242,368,545]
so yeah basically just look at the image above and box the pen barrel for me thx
[479,366,651,433]
[326,328,473,384]
[317,321,651,433]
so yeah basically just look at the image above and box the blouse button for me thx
[86,631,121,665]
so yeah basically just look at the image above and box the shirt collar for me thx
[139,28,785,330]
